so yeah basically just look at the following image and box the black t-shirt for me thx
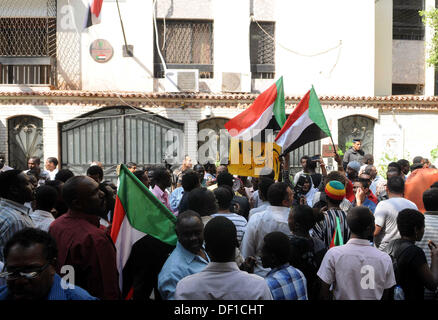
[310,173,323,189]
[394,239,428,300]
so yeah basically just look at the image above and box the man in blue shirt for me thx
[0,228,97,300]
[261,231,308,300]
[352,178,377,213]
[158,210,210,300]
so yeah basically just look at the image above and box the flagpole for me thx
[116,0,131,56]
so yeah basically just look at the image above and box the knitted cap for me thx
[325,180,346,200]
[347,161,361,172]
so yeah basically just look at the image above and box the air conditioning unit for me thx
[222,72,251,92]
[164,69,199,92]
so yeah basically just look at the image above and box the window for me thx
[250,21,275,79]
[154,20,214,78]
[0,1,57,86]
[393,0,425,40]
[392,84,424,95]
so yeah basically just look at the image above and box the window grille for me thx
[392,83,424,95]
[250,21,275,79]
[393,0,425,40]
[0,0,57,86]
[154,20,214,78]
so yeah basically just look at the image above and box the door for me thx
[338,115,375,156]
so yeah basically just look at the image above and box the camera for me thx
[293,175,307,201]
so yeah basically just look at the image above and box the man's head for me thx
[259,167,275,180]
[386,176,405,196]
[216,165,228,175]
[3,228,57,300]
[288,204,315,233]
[423,187,438,212]
[175,210,204,254]
[0,170,35,204]
[258,177,275,202]
[182,155,192,170]
[62,176,105,216]
[413,156,424,165]
[261,232,291,269]
[54,169,74,183]
[193,164,205,184]
[364,165,377,180]
[27,157,41,171]
[0,154,5,170]
[181,169,200,192]
[44,157,58,172]
[346,161,361,180]
[187,187,218,217]
[133,170,150,188]
[352,139,361,151]
[213,187,234,212]
[126,162,137,173]
[216,172,234,188]
[325,180,346,207]
[386,167,401,180]
[86,165,104,184]
[324,171,346,188]
[397,159,410,175]
[300,156,310,170]
[353,178,370,197]
[204,216,238,262]
[362,154,374,165]
[154,166,172,190]
[35,185,58,212]
[267,182,293,207]
[397,209,425,241]
[347,206,375,239]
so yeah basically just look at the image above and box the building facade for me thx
[1,0,437,178]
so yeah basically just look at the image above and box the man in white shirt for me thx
[248,177,274,221]
[30,185,56,232]
[45,157,59,181]
[240,182,294,277]
[317,206,396,300]
[374,176,418,252]
[175,216,272,300]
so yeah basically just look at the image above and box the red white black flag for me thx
[85,0,103,28]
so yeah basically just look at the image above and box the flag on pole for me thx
[110,164,177,297]
[275,86,331,154]
[329,217,344,248]
[85,0,104,28]
[224,76,286,140]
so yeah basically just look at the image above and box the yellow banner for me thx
[227,138,281,180]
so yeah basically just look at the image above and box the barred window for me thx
[0,1,57,86]
[154,20,214,78]
[250,21,275,79]
[392,84,424,95]
[393,0,425,40]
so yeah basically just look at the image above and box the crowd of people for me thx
[0,137,438,301]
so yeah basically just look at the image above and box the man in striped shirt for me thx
[211,186,247,246]
[310,181,350,249]
[416,187,438,299]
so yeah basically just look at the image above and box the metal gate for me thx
[338,115,375,156]
[60,107,184,181]
[289,140,322,176]
[8,115,44,170]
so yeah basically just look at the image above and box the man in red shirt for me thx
[49,176,120,300]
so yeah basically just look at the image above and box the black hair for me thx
[354,177,370,189]
[29,156,41,165]
[204,216,238,262]
[193,164,205,172]
[55,169,74,183]
[387,176,405,194]
[267,182,290,206]
[397,208,425,238]
[325,171,346,187]
[387,162,402,171]
[86,165,103,181]
[363,154,374,164]
[397,159,410,168]
[410,163,423,172]
[133,169,146,180]
[0,170,22,199]
[347,206,374,236]
[300,155,310,163]
[4,228,58,262]
[188,187,218,216]
[126,162,137,169]
[214,186,234,211]
[263,232,291,265]
[431,182,438,189]
[62,176,87,208]
[307,158,317,170]
[423,188,438,211]
[35,185,58,211]
[175,210,202,231]
[413,156,424,164]
[181,169,200,192]
[258,177,275,201]
[46,157,58,167]
[217,172,234,188]
[364,165,375,176]
[153,166,169,184]
[386,167,401,179]
[291,205,316,232]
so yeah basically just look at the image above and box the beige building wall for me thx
[392,40,425,85]
[375,0,392,96]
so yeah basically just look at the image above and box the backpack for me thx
[386,239,414,300]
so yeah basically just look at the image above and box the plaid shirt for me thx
[0,198,35,262]
[265,263,308,300]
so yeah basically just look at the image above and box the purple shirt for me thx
[152,185,174,214]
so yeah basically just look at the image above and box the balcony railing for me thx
[0,56,56,86]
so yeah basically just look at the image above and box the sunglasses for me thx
[0,263,50,281]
